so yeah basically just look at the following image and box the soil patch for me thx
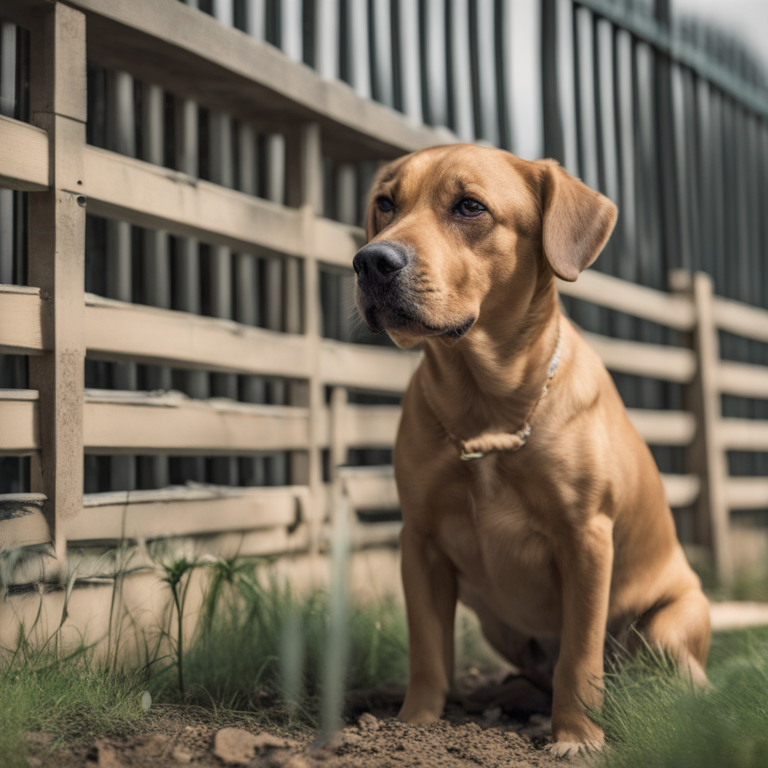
[24,673,564,768]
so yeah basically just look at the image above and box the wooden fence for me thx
[0,0,767,585]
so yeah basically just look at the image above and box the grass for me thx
[148,557,411,720]
[0,635,146,768]
[4,549,768,768]
[596,626,768,768]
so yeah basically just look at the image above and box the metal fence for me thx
[0,0,767,582]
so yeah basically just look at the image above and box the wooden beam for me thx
[688,273,732,578]
[718,418,768,451]
[661,473,701,509]
[27,3,88,564]
[68,484,307,541]
[342,404,400,448]
[0,286,45,354]
[718,361,768,400]
[337,465,399,511]
[320,339,421,392]
[626,408,697,446]
[0,116,49,191]
[312,218,365,269]
[65,0,455,160]
[724,478,768,510]
[82,390,311,454]
[0,390,39,454]
[80,146,304,257]
[84,294,312,378]
[559,269,696,331]
[713,295,768,344]
[581,331,697,382]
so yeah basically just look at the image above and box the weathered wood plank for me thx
[713,295,768,344]
[689,273,731,576]
[626,409,697,446]
[68,484,307,541]
[84,294,312,378]
[0,115,49,191]
[724,478,768,510]
[661,473,701,509]
[559,268,696,331]
[0,390,39,454]
[581,331,697,382]
[320,339,421,392]
[66,0,455,160]
[718,361,768,400]
[718,418,768,451]
[342,404,400,448]
[80,146,304,257]
[0,286,45,354]
[82,390,311,454]
[337,465,399,511]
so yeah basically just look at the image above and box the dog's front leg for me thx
[398,526,458,724]
[550,514,613,757]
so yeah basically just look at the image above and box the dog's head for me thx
[353,144,617,349]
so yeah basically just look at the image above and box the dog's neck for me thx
[421,271,561,441]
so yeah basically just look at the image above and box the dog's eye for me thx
[377,196,394,213]
[457,198,486,217]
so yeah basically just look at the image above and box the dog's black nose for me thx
[353,241,409,281]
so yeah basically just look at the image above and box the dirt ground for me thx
[24,672,569,768]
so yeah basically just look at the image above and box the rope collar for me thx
[422,331,562,462]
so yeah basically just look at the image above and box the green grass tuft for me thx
[0,635,145,768]
[597,627,768,768]
[146,558,410,721]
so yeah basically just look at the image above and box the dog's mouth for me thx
[362,303,475,340]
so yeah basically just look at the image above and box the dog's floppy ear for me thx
[538,159,617,282]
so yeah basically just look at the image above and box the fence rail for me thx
[1,0,768,584]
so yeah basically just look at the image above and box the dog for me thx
[352,144,711,757]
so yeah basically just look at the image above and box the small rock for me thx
[252,732,291,751]
[136,733,169,759]
[172,746,194,763]
[281,757,311,768]
[90,741,126,768]
[357,713,379,732]
[214,728,261,765]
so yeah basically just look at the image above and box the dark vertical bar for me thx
[592,13,606,195]
[572,3,584,178]
[494,0,512,151]
[541,0,565,163]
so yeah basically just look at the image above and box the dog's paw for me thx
[549,739,604,759]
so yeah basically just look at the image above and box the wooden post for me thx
[27,2,87,568]
[290,123,325,551]
[688,271,732,579]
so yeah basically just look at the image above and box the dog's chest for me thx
[437,456,563,635]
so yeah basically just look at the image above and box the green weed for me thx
[596,627,768,768]
[148,557,409,722]
[0,628,144,768]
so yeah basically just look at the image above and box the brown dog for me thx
[352,144,711,757]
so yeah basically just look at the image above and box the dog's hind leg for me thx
[633,587,711,688]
